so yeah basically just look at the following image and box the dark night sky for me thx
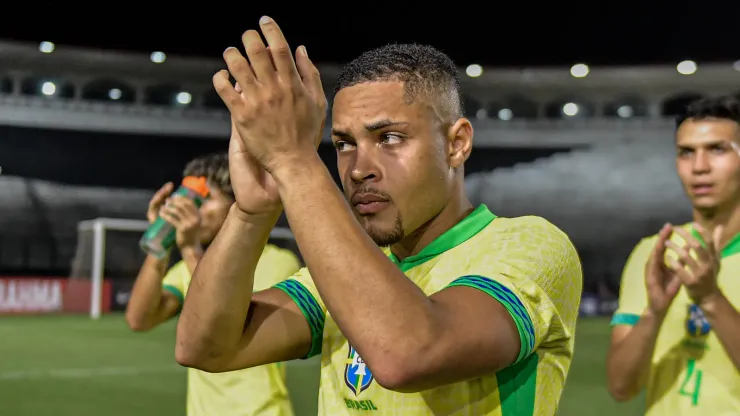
[1,4,737,67]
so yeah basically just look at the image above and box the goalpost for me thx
[72,217,296,320]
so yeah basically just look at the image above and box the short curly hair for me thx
[334,43,463,120]
[182,153,233,199]
[676,95,740,130]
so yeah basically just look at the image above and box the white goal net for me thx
[70,217,298,319]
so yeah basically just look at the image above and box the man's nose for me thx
[349,145,380,184]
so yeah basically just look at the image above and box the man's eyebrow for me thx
[331,119,408,138]
[365,119,408,131]
[678,138,734,148]
[331,128,350,138]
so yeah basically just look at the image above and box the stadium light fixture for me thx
[498,108,513,121]
[676,60,697,75]
[41,81,56,96]
[150,51,167,64]
[176,91,192,105]
[617,105,633,118]
[570,63,589,78]
[466,64,483,78]
[562,102,579,116]
[39,41,55,54]
[108,88,122,100]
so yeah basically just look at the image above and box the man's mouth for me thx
[351,193,390,215]
[691,183,714,196]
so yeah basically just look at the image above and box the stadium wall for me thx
[0,277,112,315]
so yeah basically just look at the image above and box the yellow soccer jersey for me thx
[611,224,740,416]
[274,205,582,415]
[163,244,301,416]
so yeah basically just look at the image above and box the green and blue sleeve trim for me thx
[610,313,640,327]
[274,279,325,358]
[162,284,184,314]
[447,275,536,363]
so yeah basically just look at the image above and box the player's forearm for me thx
[125,254,170,331]
[176,205,278,369]
[273,156,440,382]
[606,312,663,401]
[700,291,740,371]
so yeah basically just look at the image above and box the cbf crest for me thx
[344,346,374,396]
[686,304,711,337]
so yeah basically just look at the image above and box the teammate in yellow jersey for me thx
[175,17,582,415]
[607,96,740,415]
[125,153,300,416]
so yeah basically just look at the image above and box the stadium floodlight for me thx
[41,82,56,96]
[570,63,589,78]
[39,41,55,54]
[570,64,590,78]
[676,60,697,75]
[108,88,122,100]
[176,92,192,105]
[150,51,167,64]
[74,217,295,319]
[617,105,634,118]
[497,108,513,121]
[465,64,483,78]
[562,102,579,117]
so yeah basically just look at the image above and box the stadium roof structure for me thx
[0,6,735,67]
[1,40,737,91]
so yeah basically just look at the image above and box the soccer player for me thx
[125,153,300,416]
[607,96,740,415]
[176,17,582,415]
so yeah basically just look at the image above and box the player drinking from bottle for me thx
[607,96,740,415]
[175,17,582,415]
[125,153,300,416]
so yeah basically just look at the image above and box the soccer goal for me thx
[71,217,297,319]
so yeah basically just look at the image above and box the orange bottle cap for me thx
[181,176,210,197]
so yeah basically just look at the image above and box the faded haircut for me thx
[334,43,464,122]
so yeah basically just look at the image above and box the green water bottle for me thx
[139,176,210,258]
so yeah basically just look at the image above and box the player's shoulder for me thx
[162,259,191,287]
[463,215,581,280]
[480,215,576,253]
[487,214,565,233]
[261,243,299,262]
[286,265,313,283]
[166,259,189,276]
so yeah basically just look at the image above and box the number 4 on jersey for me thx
[679,359,703,406]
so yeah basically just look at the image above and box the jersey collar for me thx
[388,204,496,272]
[690,227,740,258]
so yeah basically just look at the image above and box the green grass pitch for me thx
[0,315,645,415]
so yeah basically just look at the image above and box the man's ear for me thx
[447,118,473,169]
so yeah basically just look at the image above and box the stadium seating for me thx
[467,137,692,278]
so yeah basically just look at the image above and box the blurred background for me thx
[0,6,737,415]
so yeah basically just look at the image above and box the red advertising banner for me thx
[0,277,112,315]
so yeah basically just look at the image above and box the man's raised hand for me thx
[644,224,682,318]
[665,224,723,306]
[228,115,282,219]
[213,16,327,175]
